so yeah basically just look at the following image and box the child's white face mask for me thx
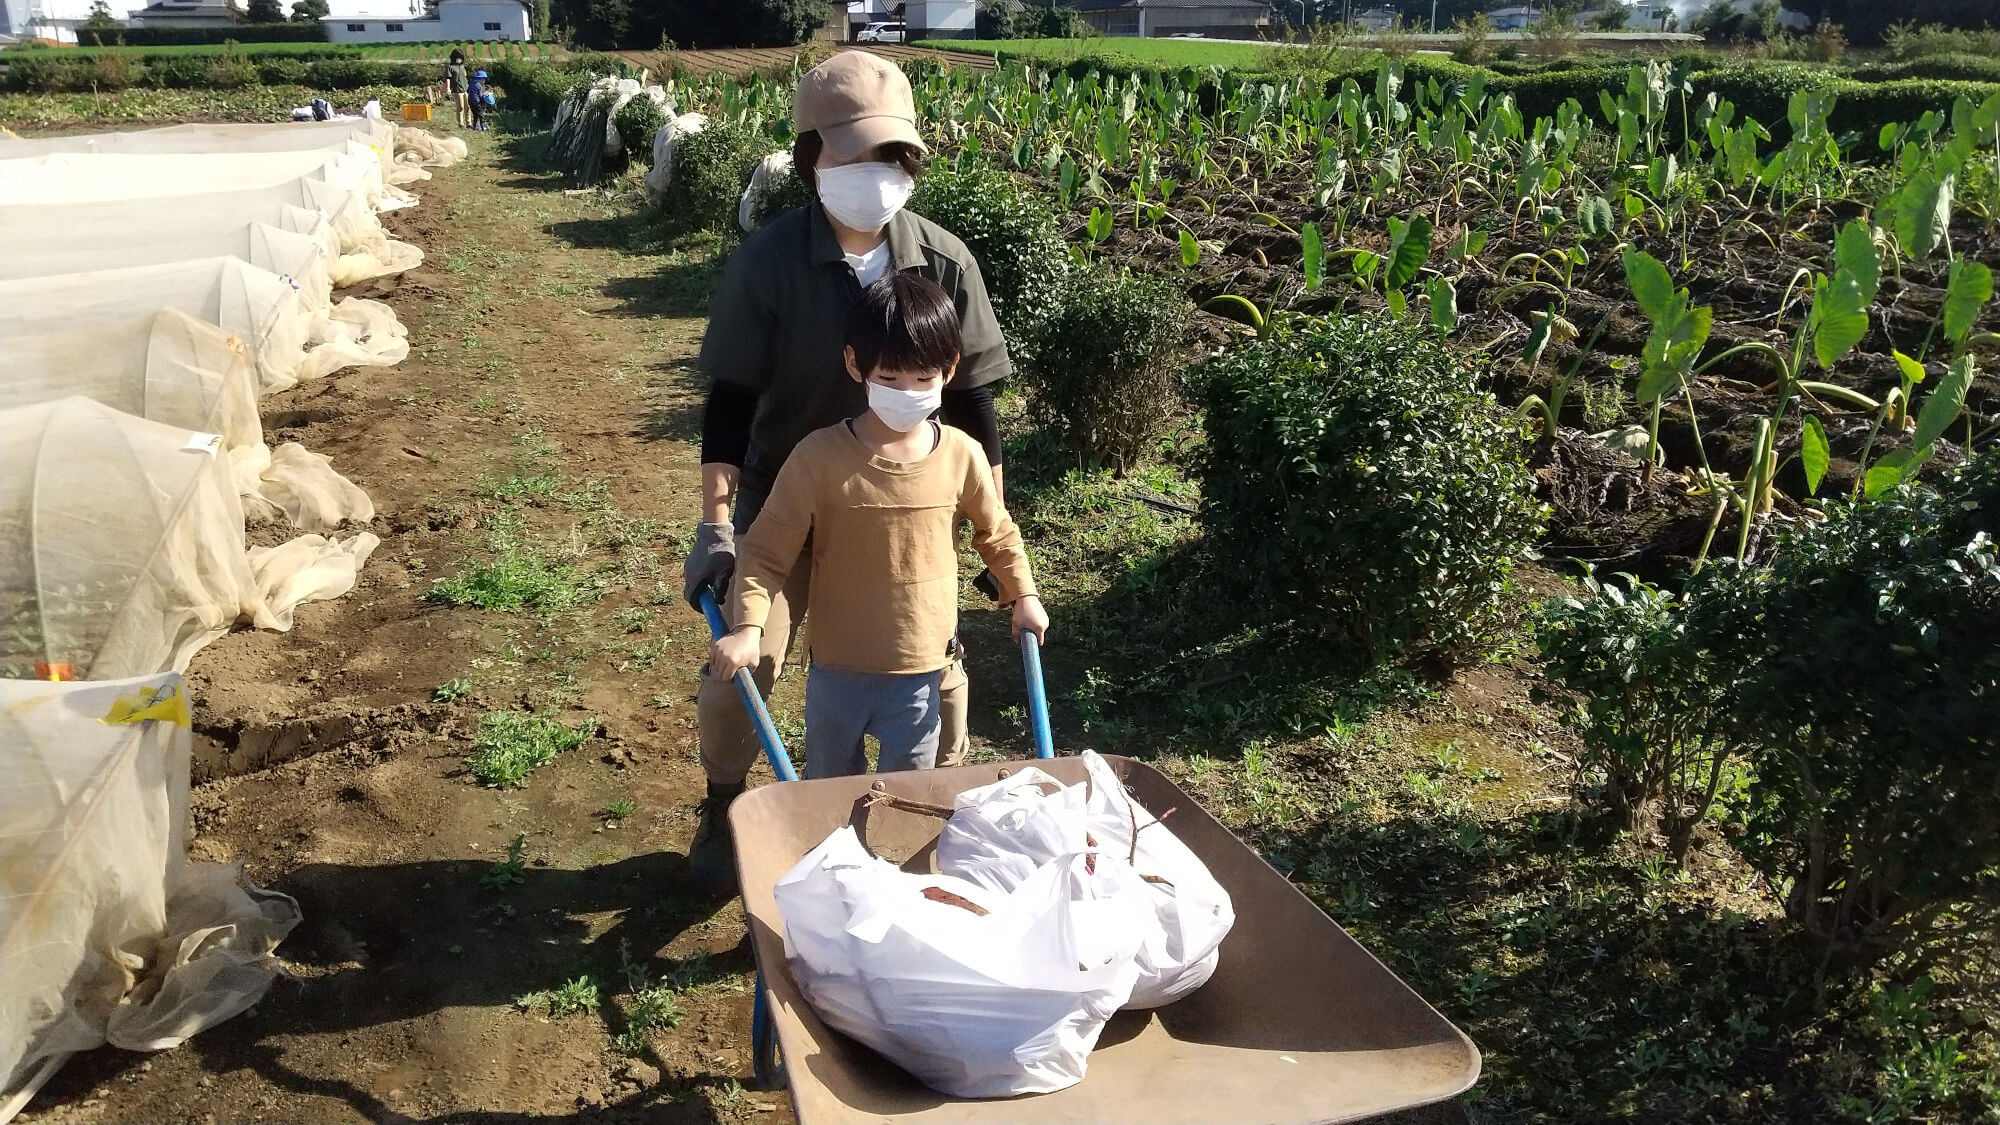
[867,381,941,433]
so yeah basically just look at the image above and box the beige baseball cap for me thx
[794,51,928,163]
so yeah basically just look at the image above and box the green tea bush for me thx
[1198,315,1545,671]
[205,52,257,90]
[1848,52,2000,84]
[304,58,404,90]
[1538,572,1734,857]
[1019,267,1189,471]
[659,117,762,233]
[743,156,809,228]
[908,164,1070,367]
[612,93,665,166]
[84,53,144,90]
[254,56,309,85]
[146,55,216,89]
[0,52,61,93]
[1685,453,2000,965]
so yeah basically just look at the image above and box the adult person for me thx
[446,50,471,129]
[681,51,1011,890]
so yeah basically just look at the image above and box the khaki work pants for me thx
[698,553,969,784]
[455,92,472,128]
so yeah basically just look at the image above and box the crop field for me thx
[930,35,1273,70]
[5,44,1998,1125]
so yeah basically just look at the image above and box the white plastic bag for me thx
[937,751,1236,1009]
[775,825,1150,1098]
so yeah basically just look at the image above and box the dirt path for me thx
[19,132,789,1125]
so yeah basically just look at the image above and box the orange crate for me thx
[400,102,433,121]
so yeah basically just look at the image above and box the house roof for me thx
[1064,0,1268,11]
[133,0,238,12]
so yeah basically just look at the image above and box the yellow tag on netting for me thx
[101,681,192,729]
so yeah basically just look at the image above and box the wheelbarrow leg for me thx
[751,971,785,1091]
[697,586,793,1091]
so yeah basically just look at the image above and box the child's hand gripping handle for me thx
[698,586,798,783]
[977,568,1055,760]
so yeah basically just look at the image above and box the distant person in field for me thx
[469,69,490,131]
[447,50,471,128]
[710,274,1044,779]
[681,51,1014,890]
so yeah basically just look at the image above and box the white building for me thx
[903,0,972,39]
[1,0,97,42]
[323,0,528,43]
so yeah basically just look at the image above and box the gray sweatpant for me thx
[804,665,943,779]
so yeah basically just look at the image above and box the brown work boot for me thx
[687,782,745,894]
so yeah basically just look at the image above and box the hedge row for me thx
[487,54,628,121]
[1015,53,1998,150]
[0,52,436,93]
[80,23,329,46]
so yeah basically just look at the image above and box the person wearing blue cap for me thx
[468,69,490,131]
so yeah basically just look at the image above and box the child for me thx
[468,69,489,132]
[447,50,471,129]
[711,274,1046,779]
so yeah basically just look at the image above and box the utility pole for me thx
[1430,0,1437,31]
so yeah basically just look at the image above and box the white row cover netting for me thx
[0,146,416,215]
[0,186,420,286]
[0,117,422,186]
[0,673,301,1110]
[0,310,373,532]
[0,398,380,682]
[643,112,707,205]
[132,119,469,173]
[2,220,335,316]
[0,257,408,396]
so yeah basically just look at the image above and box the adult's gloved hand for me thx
[682,522,736,610]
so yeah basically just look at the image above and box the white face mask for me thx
[816,161,916,232]
[866,380,942,433]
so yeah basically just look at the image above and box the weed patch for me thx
[466,712,599,788]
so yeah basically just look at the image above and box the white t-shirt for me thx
[845,241,891,288]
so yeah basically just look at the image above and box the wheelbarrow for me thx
[698,589,1481,1124]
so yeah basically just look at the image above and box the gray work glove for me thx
[682,522,736,611]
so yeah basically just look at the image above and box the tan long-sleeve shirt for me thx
[729,420,1036,675]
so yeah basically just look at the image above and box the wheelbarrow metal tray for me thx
[730,755,1481,1125]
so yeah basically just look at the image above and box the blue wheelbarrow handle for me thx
[1019,630,1055,760]
[697,587,799,783]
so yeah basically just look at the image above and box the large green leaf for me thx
[1086,206,1112,243]
[1942,258,1994,345]
[1428,277,1459,335]
[1893,349,1926,386]
[1384,215,1434,291]
[1913,354,1973,449]
[1800,415,1829,496]
[1834,220,1879,305]
[1864,447,1927,500]
[1180,228,1200,268]
[1623,247,1676,323]
[1895,167,1956,260]
[1811,274,1871,370]
[1578,195,1614,239]
[1523,310,1555,369]
[1975,90,2000,134]
[1302,221,1325,291]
